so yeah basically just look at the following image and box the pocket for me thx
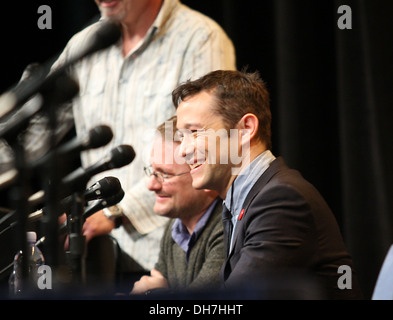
[82,75,105,96]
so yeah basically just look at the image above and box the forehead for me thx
[176,91,222,129]
[150,138,186,167]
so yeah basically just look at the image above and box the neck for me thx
[219,142,267,199]
[121,0,163,56]
[181,197,215,234]
[181,211,205,235]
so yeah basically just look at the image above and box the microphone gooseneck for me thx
[61,144,135,192]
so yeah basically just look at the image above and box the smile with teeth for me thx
[189,161,205,171]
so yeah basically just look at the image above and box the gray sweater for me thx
[154,201,224,292]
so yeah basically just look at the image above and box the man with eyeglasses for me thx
[130,116,224,295]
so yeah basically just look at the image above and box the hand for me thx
[130,269,168,295]
[82,210,115,243]
[60,210,115,250]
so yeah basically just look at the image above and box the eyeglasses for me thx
[144,165,189,183]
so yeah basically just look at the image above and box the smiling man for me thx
[131,116,224,295]
[47,0,235,281]
[174,70,363,299]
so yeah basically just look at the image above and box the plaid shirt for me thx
[10,0,234,270]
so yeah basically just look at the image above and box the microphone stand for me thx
[66,191,87,287]
[40,105,60,272]
[38,72,79,292]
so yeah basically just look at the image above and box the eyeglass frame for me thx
[144,165,190,183]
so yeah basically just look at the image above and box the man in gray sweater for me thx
[131,116,224,295]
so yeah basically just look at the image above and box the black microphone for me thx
[27,176,122,223]
[30,125,113,169]
[57,125,113,156]
[62,144,135,192]
[58,188,125,234]
[0,63,44,119]
[83,189,125,220]
[83,176,121,201]
[0,73,79,140]
[72,19,122,62]
[0,20,121,119]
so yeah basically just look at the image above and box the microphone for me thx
[57,125,113,156]
[30,124,113,169]
[83,176,121,201]
[27,176,122,223]
[0,63,43,120]
[0,20,121,119]
[71,19,122,62]
[59,188,125,234]
[83,189,125,220]
[62,144,135,192]
[0,73,79,140]
[0,169,18,191]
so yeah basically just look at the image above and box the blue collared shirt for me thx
[171,198,219,262]
[223,150,276,253]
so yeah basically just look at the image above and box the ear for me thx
[237,113,259,144]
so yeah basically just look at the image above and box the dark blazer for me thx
[220,157,363,299]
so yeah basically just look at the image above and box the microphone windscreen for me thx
[88,125,113,148]
[84,176,121,201]
[98,176,121,194]
[110,145,136,168]
[43,72,79,105]
[82,20,122,58]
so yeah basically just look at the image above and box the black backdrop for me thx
[1,0,392,299]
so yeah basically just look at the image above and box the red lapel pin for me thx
[238,209,245,221]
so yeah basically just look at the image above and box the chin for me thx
[155,210,169,218]
[100,7,125,20]
[102,12,122,21]
[153,206,171,218]
[191,176,208,190]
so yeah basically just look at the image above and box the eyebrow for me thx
[177,121,204,130]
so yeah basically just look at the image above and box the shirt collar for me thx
[171,198,219,257]
[153,0,178,32]
[223,150,276,220]
[116,0,179,58]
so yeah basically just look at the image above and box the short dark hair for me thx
[172,70,272,149]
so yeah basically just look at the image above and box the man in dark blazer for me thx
[173,70,363,299]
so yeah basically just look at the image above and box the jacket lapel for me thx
[227,157,287,257]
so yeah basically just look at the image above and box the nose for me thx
[147,174,162,192]
[179,135,195,163]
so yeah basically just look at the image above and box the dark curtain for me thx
[334,0,393,298]
[274,0,393,299]
[183,0,393,298]
[1,0,392,299]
